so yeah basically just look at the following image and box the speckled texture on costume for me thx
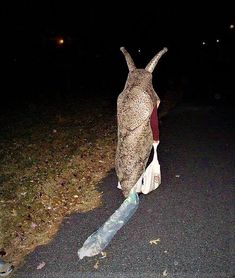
[115,47,167,197]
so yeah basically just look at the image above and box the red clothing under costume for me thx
[150,105,159,141]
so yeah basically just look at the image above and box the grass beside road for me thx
[0,95,117,268]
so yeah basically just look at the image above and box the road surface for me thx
[11,102,234,278]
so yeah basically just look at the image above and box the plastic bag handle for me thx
[153,141,159,161]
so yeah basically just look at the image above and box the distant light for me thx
[55,37,64,46]
[202,41,206,45]
[58,39,64,45]
[229,24,234,29]
[216,39,220,43]
[138,49,141,53]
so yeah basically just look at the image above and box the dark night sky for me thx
[1,1,235,102]
[3,2,234,51]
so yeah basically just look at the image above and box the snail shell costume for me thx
[115,47,168,197]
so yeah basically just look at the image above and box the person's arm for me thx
[150,105,159,142]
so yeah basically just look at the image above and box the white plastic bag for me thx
[118,141,161,195]
[142,141,161,194]
[78,192,139,260]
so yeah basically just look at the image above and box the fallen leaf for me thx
[100,252,107,259]
[149,238,160,245]
[12,209,17,216]
[37,261,46,270]
[31,222,37,229]
[94,260,99,269]
[163,269,168,276]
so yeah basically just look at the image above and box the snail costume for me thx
[115,47,168,197]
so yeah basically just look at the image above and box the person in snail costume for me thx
[77,47,168,260]
[115,47,168,198]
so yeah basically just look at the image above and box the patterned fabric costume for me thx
[115,47,167,197]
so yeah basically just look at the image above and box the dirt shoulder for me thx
[0,96,117,268]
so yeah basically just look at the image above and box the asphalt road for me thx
[11,102,234,278]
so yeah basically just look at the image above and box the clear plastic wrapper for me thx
[78,192,139,259]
